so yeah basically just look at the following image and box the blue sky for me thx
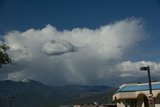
[0,0,159,31]
[0,0,160,85]
[0,0,160,61]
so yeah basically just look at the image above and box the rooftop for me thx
[116,82,160,93]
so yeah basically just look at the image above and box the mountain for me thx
[0,80,116,107]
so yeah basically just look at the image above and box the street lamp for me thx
[140,66,155,107]
[140,66,152,94]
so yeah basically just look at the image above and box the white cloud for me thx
[41,40,77,55]
[116,61,160,77]
[7,70,27,81]
[1,18,158,86]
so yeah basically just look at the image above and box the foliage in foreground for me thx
[0,43,11,67]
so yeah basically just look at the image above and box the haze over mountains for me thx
[0,79,116,107]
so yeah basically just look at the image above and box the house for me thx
[113,82,160,107]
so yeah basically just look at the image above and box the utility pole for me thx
[6,96,14,107]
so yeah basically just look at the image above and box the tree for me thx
[0,43,11,68]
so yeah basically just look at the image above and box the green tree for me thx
[0,43,11,68]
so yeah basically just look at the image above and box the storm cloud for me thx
[1,18,159,86]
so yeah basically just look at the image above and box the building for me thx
[113,82,160,107]
[60,103,116,107]
[73,104,117,107]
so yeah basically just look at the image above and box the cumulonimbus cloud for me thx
[1,18,159,86]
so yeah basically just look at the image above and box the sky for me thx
[0,0,160,86]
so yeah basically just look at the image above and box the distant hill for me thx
[0,80,116,107]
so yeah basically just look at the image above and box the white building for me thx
[113,82,160,107]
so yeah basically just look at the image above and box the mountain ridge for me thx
[0,79,116,107]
